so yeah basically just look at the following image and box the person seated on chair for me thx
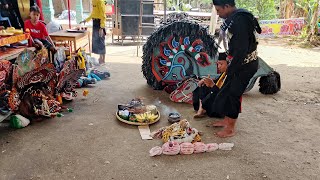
[24,5,56,54]
[0,0,23,29]
[193,52,228,118]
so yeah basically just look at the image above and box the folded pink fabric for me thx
[218,143,234,150]
[193,142,207,153]
[162,142,180,155]
[206,143,219,152]
[149,146,163,157]
[180,142,194,155]
[149,142,234,156]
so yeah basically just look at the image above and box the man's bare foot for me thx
[214,116,236,138]
[193,107,206,118]
[212,120,227,127]
[215,128,235,138]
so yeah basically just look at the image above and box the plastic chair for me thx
[0,13,11,27]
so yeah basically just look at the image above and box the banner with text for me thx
[259,18,305,38]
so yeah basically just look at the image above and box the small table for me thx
[49,30,91,53]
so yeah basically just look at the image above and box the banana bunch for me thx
[6,27,23,35]
[0,30,13,36]
[135,112,158,123]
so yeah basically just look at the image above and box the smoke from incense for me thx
[153,98,178,116]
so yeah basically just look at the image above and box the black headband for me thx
[218,53,227,61]
[212,0,235,6]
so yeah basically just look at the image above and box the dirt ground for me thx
[0,38,319,180]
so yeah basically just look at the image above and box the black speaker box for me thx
[118,0,154,15]
[121,16,154,35]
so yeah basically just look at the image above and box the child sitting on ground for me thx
[24,5,56,54]
[193,52,228,118]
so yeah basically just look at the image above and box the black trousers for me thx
[213,60,258,119]
[193,86,222,118]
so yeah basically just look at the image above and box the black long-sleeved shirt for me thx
[227,13,258,76]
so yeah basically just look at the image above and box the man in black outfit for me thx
[209,0,261,138]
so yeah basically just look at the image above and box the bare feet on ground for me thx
[194,109,206,118]
[215,128,235,138]
[206,120,228,127]
[214,117,236,138]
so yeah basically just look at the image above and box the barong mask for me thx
[8,49,61,118]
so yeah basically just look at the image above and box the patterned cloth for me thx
[151,119,202,144]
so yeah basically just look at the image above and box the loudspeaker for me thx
[117,0,154,36]
[121,16,154,35]
[118,0,153,15]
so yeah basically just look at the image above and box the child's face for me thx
[217,60,228,73]
[30,11,40,22]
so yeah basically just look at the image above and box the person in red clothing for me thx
[35,0,44,21]
[24,5,56,53]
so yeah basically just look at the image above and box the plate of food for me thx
[66,27,88,33]
[116,110,160,126]
[116,98,161,126]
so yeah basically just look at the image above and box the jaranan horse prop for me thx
[142,19,281,103]
[8,49,84,119]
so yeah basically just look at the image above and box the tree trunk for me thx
[285,0,294,18]
[280,0,286,18]
[209,6,217,34]
[307,0,319,44]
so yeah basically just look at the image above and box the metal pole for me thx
[68,0,71,29]
[164,0,166,21]
[137,0,143,57]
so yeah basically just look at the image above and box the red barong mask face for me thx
[18,84,61,118]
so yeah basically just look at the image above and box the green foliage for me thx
[295,0,318,22]
[235,0,277,20]
[181,4,191,11]
[166,0,174,8]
